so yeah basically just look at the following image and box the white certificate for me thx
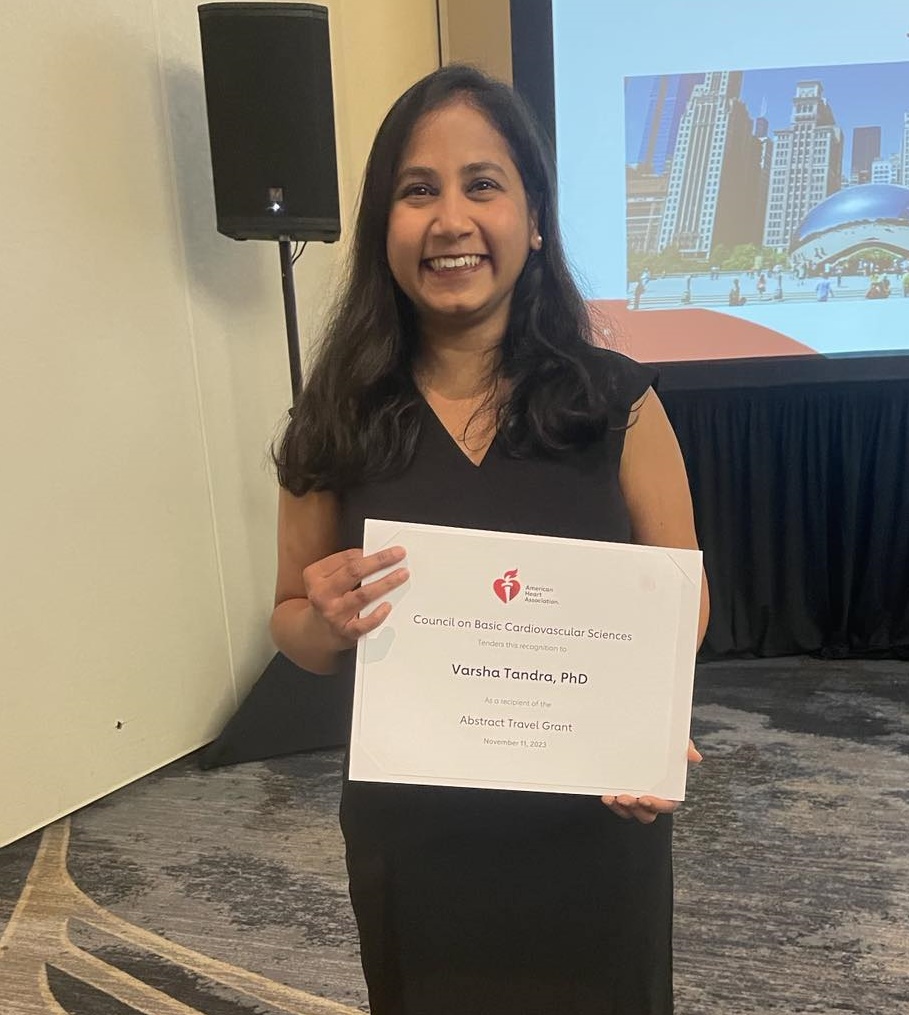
[350,519,702,800]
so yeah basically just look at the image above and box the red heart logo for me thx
[493,569,521,603]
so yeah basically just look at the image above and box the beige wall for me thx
[439,0,512,81]
[0,0,439,846]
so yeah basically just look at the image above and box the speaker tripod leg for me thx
[279,239,302,401]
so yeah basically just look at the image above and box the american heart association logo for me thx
[493,568,521,603]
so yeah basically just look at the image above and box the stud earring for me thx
[532,233,543,250]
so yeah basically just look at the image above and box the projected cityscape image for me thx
[623,62,909,313]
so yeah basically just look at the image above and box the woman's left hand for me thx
[601,740,702,824]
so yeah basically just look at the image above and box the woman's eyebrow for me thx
[463,161,507,175]
[394,161,508,185]
[396,165,439,183]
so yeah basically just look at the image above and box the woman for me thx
[271,65,709,1014]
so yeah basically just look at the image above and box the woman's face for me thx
[386,100,540,340]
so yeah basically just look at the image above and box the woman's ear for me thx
[529,211,543,251]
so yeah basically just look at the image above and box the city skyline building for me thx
[902,112,909,186]
[625,167,668,256]
[871,154,900,184]
[635,73,704,175]
[657,71,763,257]
[763,81,843,250]
[851,125,881,183]
[754,113,774,233]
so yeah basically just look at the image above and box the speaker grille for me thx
[199,3,341,241]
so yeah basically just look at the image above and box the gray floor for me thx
[1,656,907,1014]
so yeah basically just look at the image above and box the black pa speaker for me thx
[198,3,340,242]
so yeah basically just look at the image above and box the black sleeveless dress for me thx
[338,349,672,1015]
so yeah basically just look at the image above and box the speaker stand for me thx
[201,237,354,769]
[278,238,303,400]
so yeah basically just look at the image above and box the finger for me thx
[600,795,634,820]
[339,567,410,614]
[340,600,394,640]
[637,796,680,816]
[305,547,365,581]
[688,739,703,763]
[311,546,407,598]
[304,552,405,613]
[316,570,408,642]
[360,544,408,576]
[308,567,409,632]
[616,794,655,823]
[615,795,678,824]
[327,547,402,592]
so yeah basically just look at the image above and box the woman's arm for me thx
[602,386,709,822]
[619,387,710,646]
[270,488,407,674]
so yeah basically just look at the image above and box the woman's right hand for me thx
[302,545,409,650]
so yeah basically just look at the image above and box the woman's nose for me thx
[430,192,474,239]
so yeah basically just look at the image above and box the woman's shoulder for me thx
[578,343,658,408]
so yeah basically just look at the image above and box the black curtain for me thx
[663,379,909,658]
[204,378,909,769]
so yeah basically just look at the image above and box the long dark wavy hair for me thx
[275,64,619,495]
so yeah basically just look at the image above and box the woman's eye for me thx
[469,178,499,193]
[401,183,434,198]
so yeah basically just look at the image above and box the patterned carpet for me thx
[1,657,907,1014]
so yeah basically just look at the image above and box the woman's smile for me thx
[423,253,488,273]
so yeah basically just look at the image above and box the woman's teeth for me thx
[427,254,484,271]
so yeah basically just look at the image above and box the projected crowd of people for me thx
[628,255,909,310]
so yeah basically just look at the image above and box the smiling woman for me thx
[269,64,708,1015]
[386,103,541,338]
[273,64,612,493]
